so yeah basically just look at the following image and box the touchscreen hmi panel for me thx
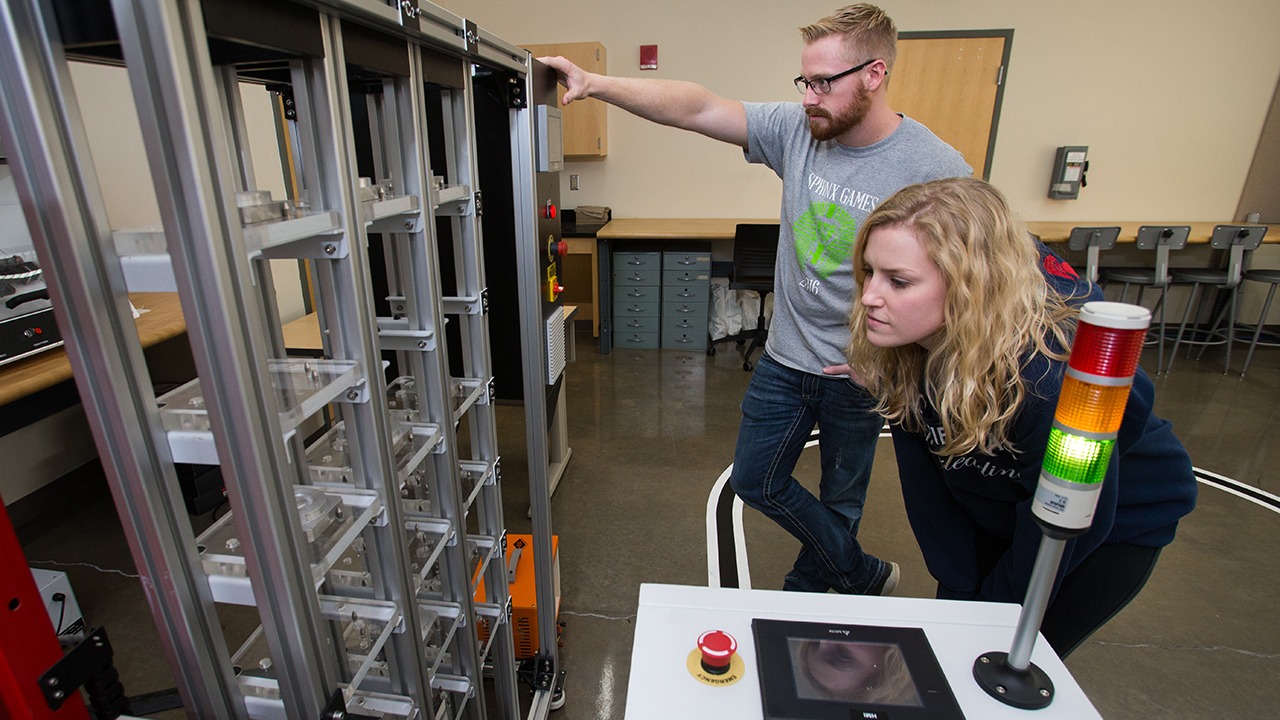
[788,638,923,707]
[752,619,964,720]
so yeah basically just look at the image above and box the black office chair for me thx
[729,224,779,371]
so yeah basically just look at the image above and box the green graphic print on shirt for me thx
[793,201,857,279]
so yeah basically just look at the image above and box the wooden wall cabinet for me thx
[521,41,608,158]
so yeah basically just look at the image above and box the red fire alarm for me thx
[640,45,658,70]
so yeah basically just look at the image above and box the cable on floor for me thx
[28,560,140,579]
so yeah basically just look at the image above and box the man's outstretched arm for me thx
[539,55,748,149]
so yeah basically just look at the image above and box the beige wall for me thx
[1236,75,1280,223]
[446,0,1280,225]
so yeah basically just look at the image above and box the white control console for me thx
[624,584,1102,720]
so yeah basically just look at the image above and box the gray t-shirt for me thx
[743,101,972,375]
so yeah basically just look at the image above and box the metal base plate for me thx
[973,651,1055,709]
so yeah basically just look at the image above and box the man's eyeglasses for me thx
[794,58,877,95]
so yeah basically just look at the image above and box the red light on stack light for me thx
[1068,303,1149,378]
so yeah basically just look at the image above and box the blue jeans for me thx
[730,351,887,593]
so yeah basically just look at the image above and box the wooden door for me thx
[885,32,1012,180]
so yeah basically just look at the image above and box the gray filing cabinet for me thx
[614,251,661,348]
[662,247,711,349]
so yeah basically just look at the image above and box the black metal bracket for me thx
[517,656,556,693]
[507,76,527,109]
[463,20,478,54]
[320,689,378,720]
[39,627,128,718]
[267,85,297,121]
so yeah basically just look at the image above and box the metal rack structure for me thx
[0,0,563,718]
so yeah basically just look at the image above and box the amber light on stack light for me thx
[975,301,1151,709]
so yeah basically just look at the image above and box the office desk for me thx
[595,219,1280,354]
[1,293,188,510]
[598,218,776,241]
[626,583,1102,720]
[281,311,324,357]
[600,220,1280,248]
[596,219,774,353]
[0,292,187,408]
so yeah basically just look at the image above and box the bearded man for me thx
[542,4,970,594]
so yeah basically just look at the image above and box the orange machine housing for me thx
[474,534,560,658]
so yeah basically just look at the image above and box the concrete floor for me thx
[15,331,1280,719]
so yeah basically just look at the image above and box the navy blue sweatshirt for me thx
[889,241,1198,604]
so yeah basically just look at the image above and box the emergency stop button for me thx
[697,630,736,675]
[544,201,557,219]
[687,629,744,686]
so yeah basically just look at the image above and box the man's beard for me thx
[806,81,871,142]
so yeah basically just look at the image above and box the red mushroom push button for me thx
[698,631,736,674]
[544,201,557,219]
[686,630,745,686]
[546,265,564,302]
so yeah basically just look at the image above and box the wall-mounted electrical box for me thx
[1049,145,1088,200]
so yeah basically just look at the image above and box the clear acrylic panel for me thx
[196,486,381,597]
[306,420,440,488]
[112,224,168,255]
[158,359,362,440]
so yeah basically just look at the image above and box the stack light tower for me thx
[973,301,1152,709]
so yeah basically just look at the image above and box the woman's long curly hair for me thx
[847,177,1079,457]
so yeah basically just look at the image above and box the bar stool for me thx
[1238,255,1277,377]
[1099,226,1189,374]
[1167,225,1267,374]
[1066,226,1121,285]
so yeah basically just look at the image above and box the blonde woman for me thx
[847,177,1197,657]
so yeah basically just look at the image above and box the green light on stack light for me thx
[1042,428,1113,484]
